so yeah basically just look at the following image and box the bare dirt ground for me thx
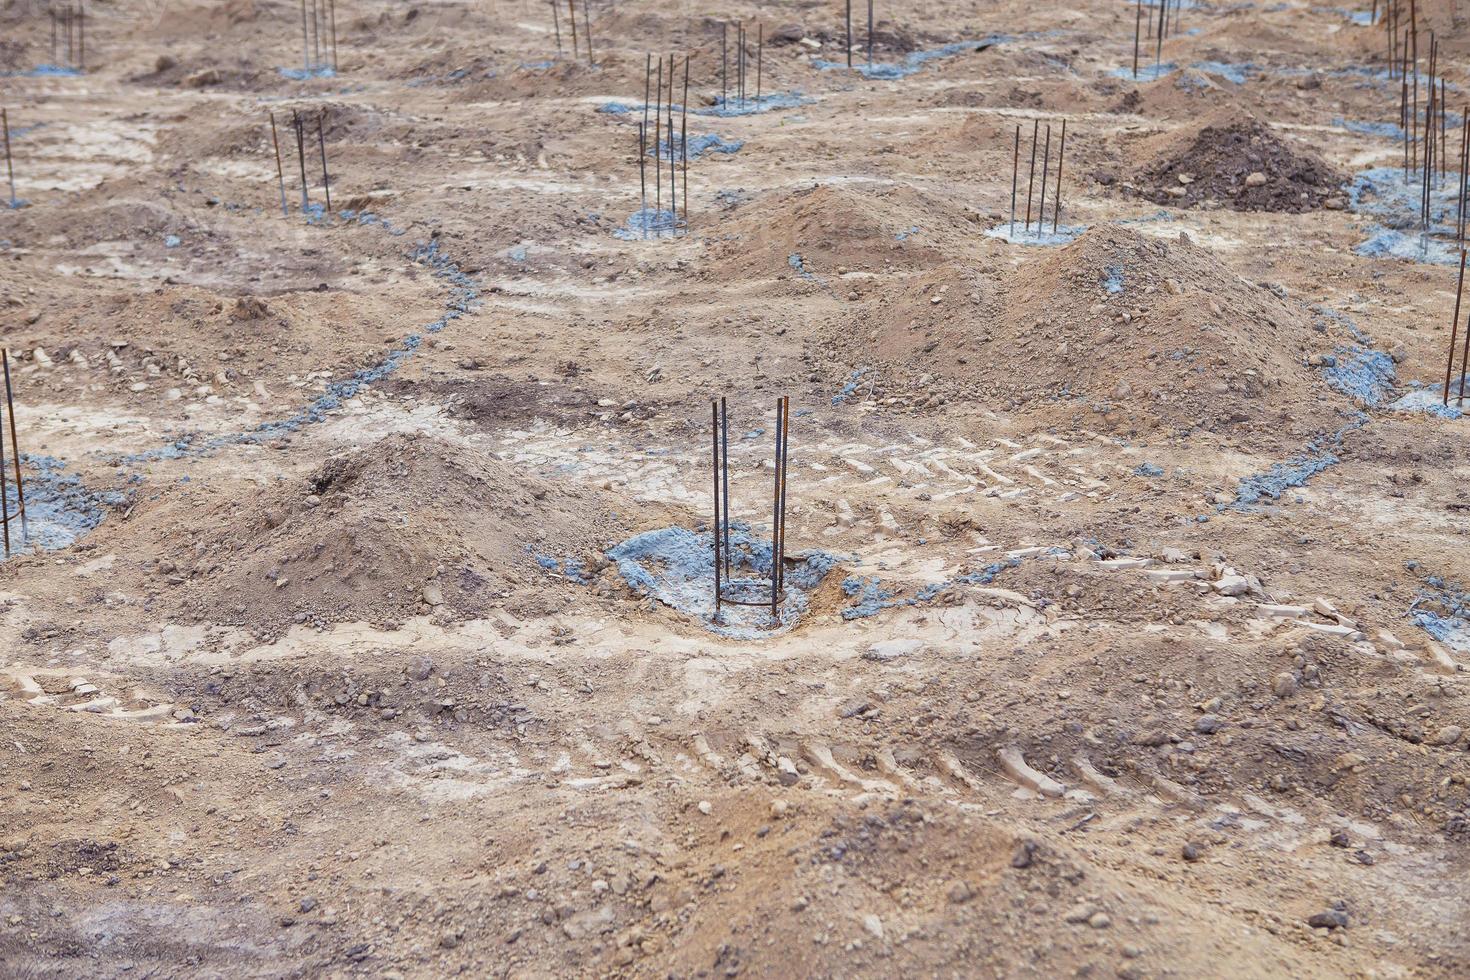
[2,0,1470,976]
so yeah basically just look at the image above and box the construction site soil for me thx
[2,0,1469,977]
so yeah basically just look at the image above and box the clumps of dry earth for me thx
[1,0,1469,977]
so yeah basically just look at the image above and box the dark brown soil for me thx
[1133,109,1347,212]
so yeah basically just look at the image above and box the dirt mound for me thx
[713,183,972,280]
[1108,68,1234,119]
[827,225,1331,434]
[130,435,620,637]
[1130,108,1345,212]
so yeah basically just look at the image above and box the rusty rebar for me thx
[1133,0,1142,80]
[1446,248,1466,405]
[712,400,722,617]
[328,0,337,71]
[668,53,676,220]
[1009,124,1019,237]
[1053,119,1067,235]
[1024,119,1039,232]
[638,122,647,240]
[77,3,84,71]
[770,397,784,616]
[269,112,288,216]
[568,0,578,62]
[316,110,331,212]
[2,108,15,209]
[552,1,562,59]
[1037,123,1052,237]
[776,395,790,601]
[682,55,690,227]
[654,55,663,216]
[293,110,309,211]
[2,350,26,546]
[721,396,730,576]
[0,352,9,558]
[722,23,728,108]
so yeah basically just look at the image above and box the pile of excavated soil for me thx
[122,434,622,637]
[1107,68,1235,119]
[711,183,973,280]
[1130,109,1346,212]
[826,224,1334,436]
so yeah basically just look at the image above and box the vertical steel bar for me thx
[1460,296,1470,403]
[329,0,337,71]
[316,111,331,212]
[1009,124,1019,237]
[722,23,728,108]
[1037,124,1052,237]
[0,349,9,557]
[1447,248,1466,404]
[2,108,15,208]
[1053,119,1067,235]
[568,0,579,62]
[682,56,690,227]
[712,401,722,615]
[553,2,563,59]
[770,397,783,616]
[654,56,663,217]
[776,396,790,602]
[270,112,288,216]
[638,122,647,239]
[2,350,25,543]
[720,397,730,576]
[1133,0,1142,79]
[294,111,309,211]
[1024,119,1039,232]
[668,53,676,218]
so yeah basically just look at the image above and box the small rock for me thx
[1011,840,1038,869]
[1430,725,1463,747]
[1272,672,1298,698]
[1245,171,1268,187]
[697,800,712,816]
[1308,909,1348,930]
[406,656,433,681]
[1194,714,1224,735]
[862,914,883,939]
[1182,842,1205,863]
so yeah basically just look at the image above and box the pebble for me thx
[1430,725,1462,747]
[1272,672,1298,698]
[697,800,712,815]
[1194,714,1224,734]
[1308,909,1348,930]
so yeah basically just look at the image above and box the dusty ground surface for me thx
[2,0,1470,977]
